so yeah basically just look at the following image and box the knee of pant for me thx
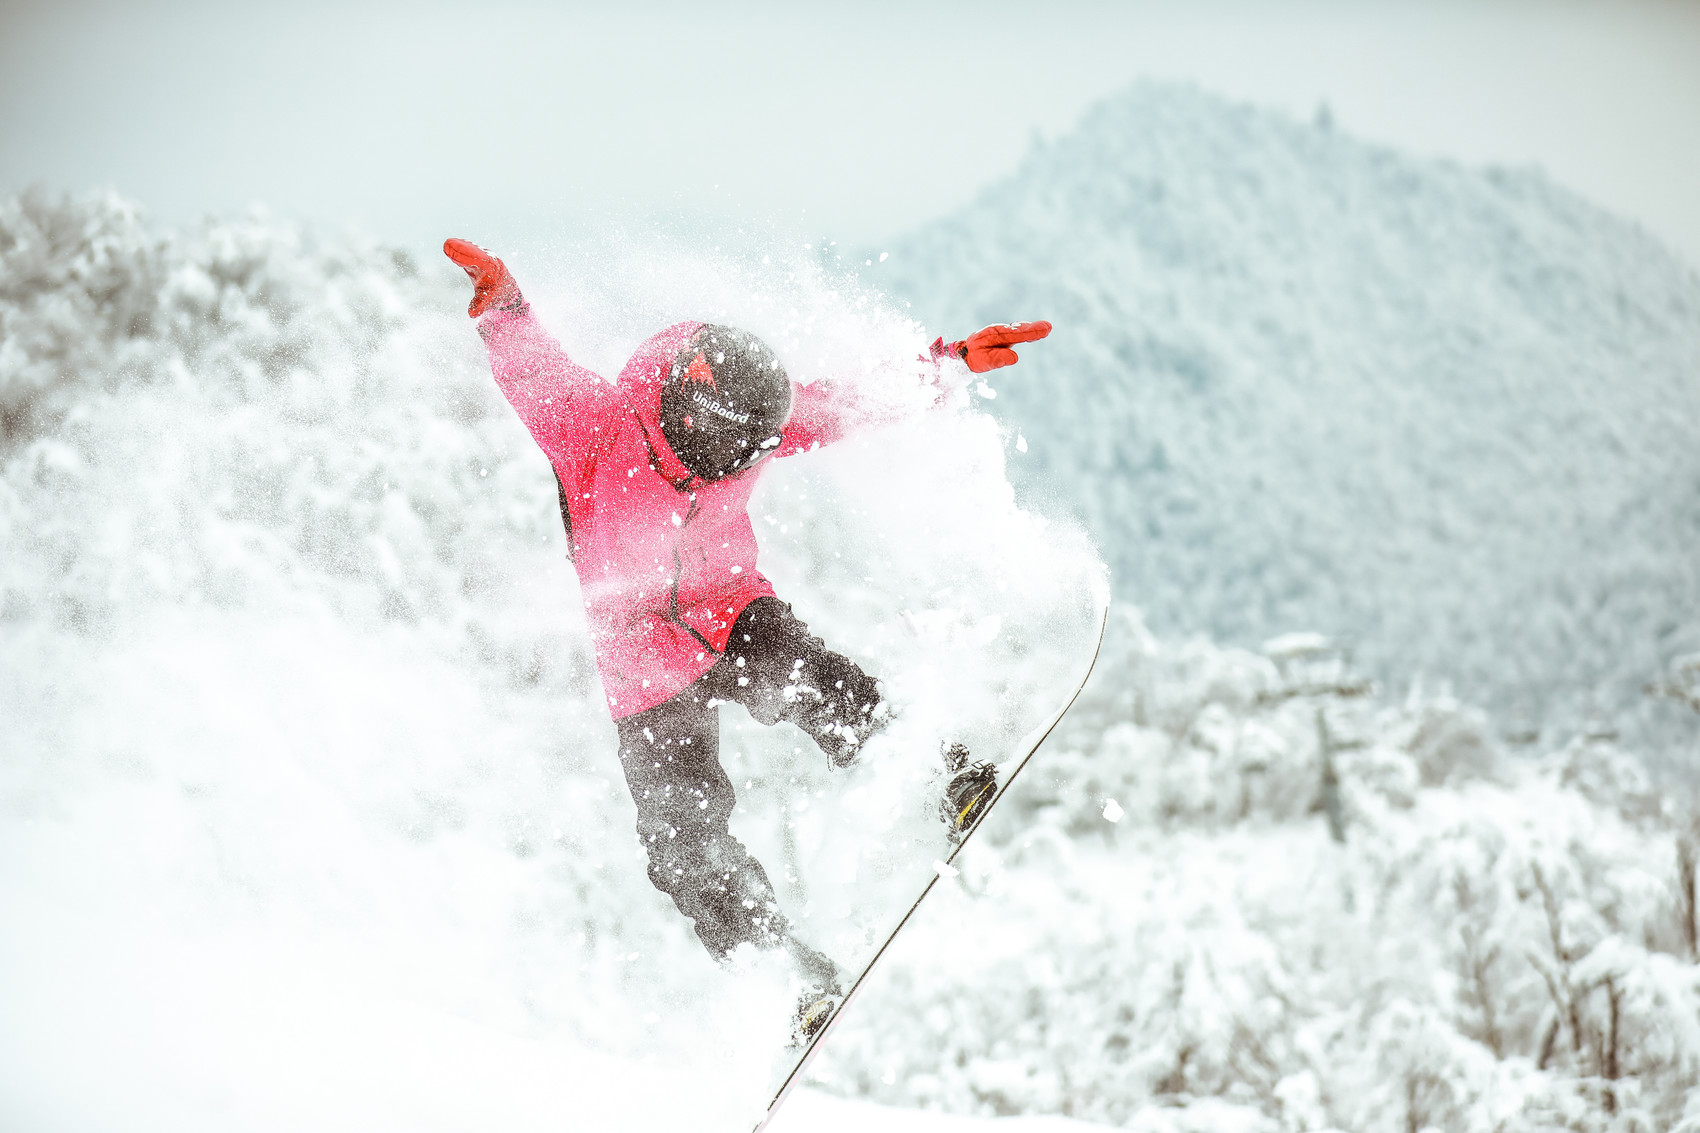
[634,816,710,879]
[642,829,739,889]
[637,779,730,830]
[690,779,737,825]
[699,907,787,960]
[634,812,672,849]
[643,839,706,900]
[645,857,681,899]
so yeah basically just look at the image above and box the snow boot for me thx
[785,937,843,1047]
[792,989,841,1047]
[940,742,998,842]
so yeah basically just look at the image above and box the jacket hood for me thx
[616,321,706,490]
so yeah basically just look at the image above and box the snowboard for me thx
[753,599,1110,1132]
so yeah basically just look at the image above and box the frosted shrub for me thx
[1398,694,1507,787]
[1014,609,1418,835]
[1545,736,1664,823]
[0,187,162,440]
[0,189,591,687]
[819,621,1700,1131]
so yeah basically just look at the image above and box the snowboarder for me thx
[444,238,1050,1038]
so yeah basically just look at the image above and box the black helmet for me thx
[660,324,792,481]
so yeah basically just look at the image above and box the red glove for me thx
[443,238,525,318]
[930,321,1053,373]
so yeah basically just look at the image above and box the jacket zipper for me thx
[666,492,718,654]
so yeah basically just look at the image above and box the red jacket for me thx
[477,308,870,718]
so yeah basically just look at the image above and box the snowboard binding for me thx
[940,742,998,842]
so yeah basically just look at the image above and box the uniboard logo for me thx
[684,352,717,390]
[691,387,751,424]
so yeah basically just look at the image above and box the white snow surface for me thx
[774,1090,1127,1132]
[878,82,1700,768]
[3,167,1699,1133]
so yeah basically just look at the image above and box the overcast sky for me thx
[2,0,1697,265]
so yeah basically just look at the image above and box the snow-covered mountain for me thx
[879,83,1700,761]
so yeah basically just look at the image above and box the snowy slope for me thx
[877,82,1700,759]
[774,1091,1126,1132]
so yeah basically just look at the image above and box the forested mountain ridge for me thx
[881,82,1700,757]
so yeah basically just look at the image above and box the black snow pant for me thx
[614,597,886,968]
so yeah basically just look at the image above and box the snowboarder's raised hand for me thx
[931,320,1053,373]
[443,238,526,318]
